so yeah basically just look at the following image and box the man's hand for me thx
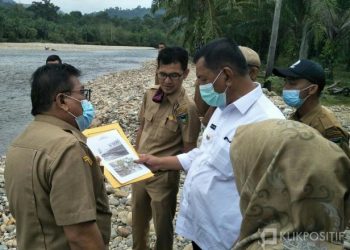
[63,221,105,250]
[95,156,104,173]
[135,154,162,172]
[95,156,102,166]
[135,154,183,171]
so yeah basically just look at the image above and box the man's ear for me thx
[248,67,259,82]
[223,67,234,87]
[309,84,319,95]
[182,68,190,79]
[55,94,69,111]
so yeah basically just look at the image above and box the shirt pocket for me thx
[156,119,179,140]
[165,119,179,132]
[208,140,233,180]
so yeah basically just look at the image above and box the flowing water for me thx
[0,46,157,155]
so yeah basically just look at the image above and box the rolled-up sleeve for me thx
[177,148,201,172]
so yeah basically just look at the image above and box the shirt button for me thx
[206,134,210,140]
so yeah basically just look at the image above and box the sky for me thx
[15,0,153,13]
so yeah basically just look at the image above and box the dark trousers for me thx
[132,171,180,250]
[192,241,202,250]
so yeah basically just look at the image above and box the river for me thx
[0,46,157,155]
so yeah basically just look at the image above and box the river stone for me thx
[0,245,7,250]
[117,227,131,237]
[114,189,128,198]
[109,197,119,206]
[183,243,193,250]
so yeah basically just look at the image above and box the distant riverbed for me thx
[0,43,157,155]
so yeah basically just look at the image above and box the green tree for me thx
[312,0,350,76]
[265,0,283,78]
[28,0,59,21]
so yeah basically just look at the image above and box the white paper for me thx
[87,130,151,183]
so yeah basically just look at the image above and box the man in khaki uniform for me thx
[132,47,201,250]
[5,64,111,250]
[194,45,261,126]
[273,59,350,157]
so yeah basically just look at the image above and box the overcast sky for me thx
[15,0,153,13]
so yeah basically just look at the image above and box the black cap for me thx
[273,59,326,89]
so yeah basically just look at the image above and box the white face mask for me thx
[199,70,228,107]
[282,85,312,108]
[63,95,95,131]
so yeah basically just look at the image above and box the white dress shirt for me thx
[176,84,285,250]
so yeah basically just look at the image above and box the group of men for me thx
[4,38,350,250]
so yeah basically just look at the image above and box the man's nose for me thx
[164,76,172,83]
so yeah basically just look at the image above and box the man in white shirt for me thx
[136,38,285,250]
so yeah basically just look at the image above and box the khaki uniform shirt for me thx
[5,115,111,250]
[290,104,350,157]
[138,86,200,157]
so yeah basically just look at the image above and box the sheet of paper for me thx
[83,123,153,187]
[87,130,150,183]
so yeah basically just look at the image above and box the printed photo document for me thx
[83,123,153,187]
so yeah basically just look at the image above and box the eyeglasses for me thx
[66,89,92,101]
[157,72,183,81]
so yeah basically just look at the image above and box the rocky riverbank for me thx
[0,61,349,249]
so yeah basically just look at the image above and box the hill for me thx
[0,0,15,6]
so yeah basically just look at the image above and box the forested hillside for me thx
[0,0,177,47]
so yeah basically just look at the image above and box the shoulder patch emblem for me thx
[325,127,349,144]
[173,102,189,124]
[83,155,93,166]
[177,113,188,124]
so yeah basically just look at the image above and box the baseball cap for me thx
[239,46,261,68]
[273,59,325,87]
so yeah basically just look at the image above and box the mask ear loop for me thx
[61,94,80,118]
[212,70,224,87]
[62,94,82,103]
[67,110,77,118]
[299,84,315,103]
[55,93,69,111]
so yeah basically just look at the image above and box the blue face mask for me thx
[199,70,227,107]
[282,86,311,108]
[64,95,95,131]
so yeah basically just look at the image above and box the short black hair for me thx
[31,63,81,116]
[46,55,62,64]
[193,37,248,76]
[157,47,188,71]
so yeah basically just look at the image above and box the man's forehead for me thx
[158,62,183,72]
[285,77,309,85]
[70,75,82,87]
[195,58,212,76]
[47,60,60,64]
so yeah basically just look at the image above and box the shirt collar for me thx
[298,104,322,124]
[34,114,86,142]
[225,83,262,114]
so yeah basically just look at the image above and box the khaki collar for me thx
[293,104,322,125]
[34,114,86,142]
